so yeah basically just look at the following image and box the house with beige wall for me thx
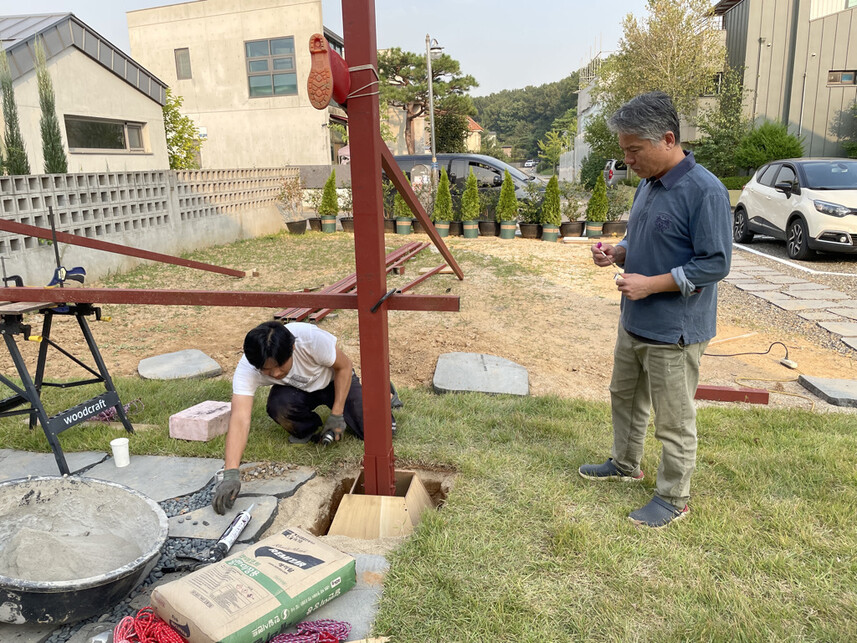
[128,0,343,170]
[0,13,168,173]
[714,0,857,156]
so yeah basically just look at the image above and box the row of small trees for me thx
[0,40,67,175]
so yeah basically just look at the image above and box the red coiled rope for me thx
[113,607,184,643]
[270,619,352,643]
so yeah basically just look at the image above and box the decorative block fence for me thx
[0,167,299,286]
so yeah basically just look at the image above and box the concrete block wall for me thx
[0,167,298,286]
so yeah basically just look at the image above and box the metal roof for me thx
[712,0,744,15]
[0,13,166,105]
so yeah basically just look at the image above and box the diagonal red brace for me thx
[0,219,245,278]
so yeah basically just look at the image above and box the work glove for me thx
[322,413,347,443]
[212,468,241,515]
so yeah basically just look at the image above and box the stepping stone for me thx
[797,311,843,321]
[817,321,857,336]
[725,271,753,280]
[240,467,316,497]
[798,375,857,408]
[843,337,857,351]
[84,455,224,502]
[787,282,828,291]
[138,349,222,380]
[752,291,793,302]
[830,307,857,321]
[0,449,107,482]
[769,299,841,311]
[733,283,782,292]
[168,495,278,541]
[761,275,810,284]
[433,352,529,396]
[781,288,850,300]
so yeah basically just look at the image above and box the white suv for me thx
[733,158,857,260]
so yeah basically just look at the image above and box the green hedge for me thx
[719,176,750,190]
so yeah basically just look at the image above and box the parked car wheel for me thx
[786,217,815,260]
[733,207,754,243]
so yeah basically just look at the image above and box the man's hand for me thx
[323,413,347,442]
[591,243,626,267]
[616,273,655,300]
[213,468,241,515]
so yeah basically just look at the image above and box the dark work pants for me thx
[267,371,365,440]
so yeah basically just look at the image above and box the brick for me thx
[169,400,231,441]
[695,385,769,404]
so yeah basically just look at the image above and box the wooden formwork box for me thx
[328,470,433,539]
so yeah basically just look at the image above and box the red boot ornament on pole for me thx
[307,33,351,109]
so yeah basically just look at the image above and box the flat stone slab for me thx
[760,275,810,284]
[733,283,782,292]
[168,495,278,541]
[781,288,851,300]
[0,449,107,482]
[0,623,53,642]
[786,282,828,291]
[433,352,529,396]
[138,349,222,380]
[84,455,224,502]
[277,554,388,641]
[798,375,857,407]
[817,321,857,336]
[843,337,857,351]
[769,299,842,311]
[725,271,754,280]
[240,466,316,497]
[751,291,793,302]
[829,307,857,321]
[797,311,844,321]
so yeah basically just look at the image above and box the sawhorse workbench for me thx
[0,301,133,475]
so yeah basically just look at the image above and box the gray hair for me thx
[608,91,681,144]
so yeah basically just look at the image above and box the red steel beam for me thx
[0,219,245,278]
[0,286,459,311]
[380,142,464,280]
[694,385,769,404]
[398,263,448,292]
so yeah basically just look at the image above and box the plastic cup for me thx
[110,437,130,468]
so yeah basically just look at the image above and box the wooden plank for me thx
[327,493,413,539]
[0,301,54,314]
[403,471,433,527]
[695,384,769,404]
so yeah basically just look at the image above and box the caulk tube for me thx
[211,503,254,561]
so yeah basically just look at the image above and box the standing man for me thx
[212,321,399,514]
[578,92,732,528]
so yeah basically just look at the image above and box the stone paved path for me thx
[728,251,857,352]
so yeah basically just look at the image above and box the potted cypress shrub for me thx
[541,175,561,242]
[460,169,480,239]
[559,182,585,237]
[585,172,608,237]
[393,171,413,235]
[495,169,519,240]
[517,181,543,239]
[432,168,453,237]
[318,169,339,233]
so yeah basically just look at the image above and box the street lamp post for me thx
[425,34,443,187]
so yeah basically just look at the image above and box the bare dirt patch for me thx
[3,235,855,412]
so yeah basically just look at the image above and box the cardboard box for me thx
[151,528,356,643]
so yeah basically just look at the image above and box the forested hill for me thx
[472,72,579,160]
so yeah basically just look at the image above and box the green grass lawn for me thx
[2,382,855,642]
[2,231,855,641]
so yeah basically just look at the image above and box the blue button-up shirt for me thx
[616,151,732,345]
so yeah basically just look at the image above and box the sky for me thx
[17,0,651,96]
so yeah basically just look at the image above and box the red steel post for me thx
[342,0,395,495]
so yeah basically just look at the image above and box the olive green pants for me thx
[609,325,708,508]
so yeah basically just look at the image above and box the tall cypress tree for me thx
[432,168,453,222]
[495,170,518,222]
[318,169,339,216]
[540,175,561,225]
[0,48,30,175]
[460,170,479,222]
[35,39,67,174]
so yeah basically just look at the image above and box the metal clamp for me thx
[370,288,400,313]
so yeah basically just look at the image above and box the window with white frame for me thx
[245,37,297,97]
[64,116,146,153]
[175,48,192,80]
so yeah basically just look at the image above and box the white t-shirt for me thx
[232,322,338,396]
